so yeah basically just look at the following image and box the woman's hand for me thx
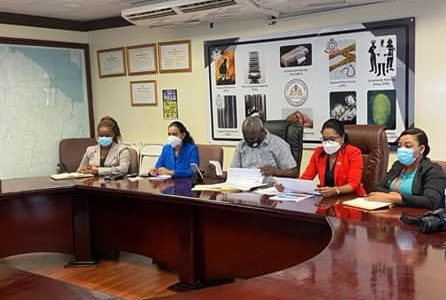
[149,167,158,176]
[78,165,89,174]
[316,186,338,198]
[157,167,174,175]
[367,192,402,204]
[79,165,98,175]
[87,166,99,175]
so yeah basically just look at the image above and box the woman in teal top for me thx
[149,121,199,178]
[389,169,416,195]
[369,128,446,209]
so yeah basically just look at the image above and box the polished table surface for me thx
[1,176,445,300]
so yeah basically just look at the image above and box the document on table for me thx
[342,197,392,210]
[147,174,172,181]
[270,192,313,202]
[273,177,319,194]
[50,172,94,180]
[192,168,266,192]
[254,186,280,196]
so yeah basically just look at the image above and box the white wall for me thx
[88,0,446,170]
[0,24,87,44]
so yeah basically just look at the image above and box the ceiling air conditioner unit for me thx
[121,0,278,27]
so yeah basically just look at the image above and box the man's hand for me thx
[260,165,277,177]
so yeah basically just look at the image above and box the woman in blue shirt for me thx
[369,128,446,209]
[149,121,199,178]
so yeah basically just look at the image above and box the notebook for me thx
[342,197,392,211]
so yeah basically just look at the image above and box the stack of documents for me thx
[192,168,266,192]
[50,172,94,180]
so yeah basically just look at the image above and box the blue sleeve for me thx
[155,145,166,168]
[173,145,200,178]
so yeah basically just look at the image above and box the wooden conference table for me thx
[0,176,445,299]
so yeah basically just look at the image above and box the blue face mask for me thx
[397,147,416,166]
[97,136,113,147]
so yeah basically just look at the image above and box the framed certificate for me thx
[130,80,157,106]
[97,47,126,78]
[158,40,192,73]
[126,44,157,75]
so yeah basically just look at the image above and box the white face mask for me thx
[322,140,341,155]
[167,135,182,148]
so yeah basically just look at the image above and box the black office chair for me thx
[264,120,304,175]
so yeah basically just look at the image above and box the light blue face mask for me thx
[97,136,113,147]
[397,147,416,166]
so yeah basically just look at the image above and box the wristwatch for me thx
[335,188,341,195]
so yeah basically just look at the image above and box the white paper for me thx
[50,172,94,180]
[192,168,265,192]
[224,168,265,191]
[254,186,280,196]
[148,174,172,181]
[273,177,319,194]
[127,176,146,182]
[270,192,313,202]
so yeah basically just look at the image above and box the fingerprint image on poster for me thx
[211,46,236,86]
[326,38,356,80]
[330,91,357,125]
[245,94,266,121]
[367,90,396,129]
[216,95,238,129]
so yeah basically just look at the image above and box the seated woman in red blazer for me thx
[300,119,366,197]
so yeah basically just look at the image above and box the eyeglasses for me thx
[321,136,339,142]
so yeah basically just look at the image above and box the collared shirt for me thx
[231,132,297,170]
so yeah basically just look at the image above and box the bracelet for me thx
[335,188,341,195]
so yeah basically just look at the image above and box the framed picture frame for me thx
[130,80,157,106]
[158,40,192,73]
[97,47,126,78]
[126,44,158,75]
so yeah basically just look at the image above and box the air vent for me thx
[128,0,166,6]
[179,0,237,13]
[126,7,177,21]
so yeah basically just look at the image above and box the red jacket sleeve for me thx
[300,148,320,180]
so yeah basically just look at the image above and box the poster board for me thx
[205,18,415,144]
